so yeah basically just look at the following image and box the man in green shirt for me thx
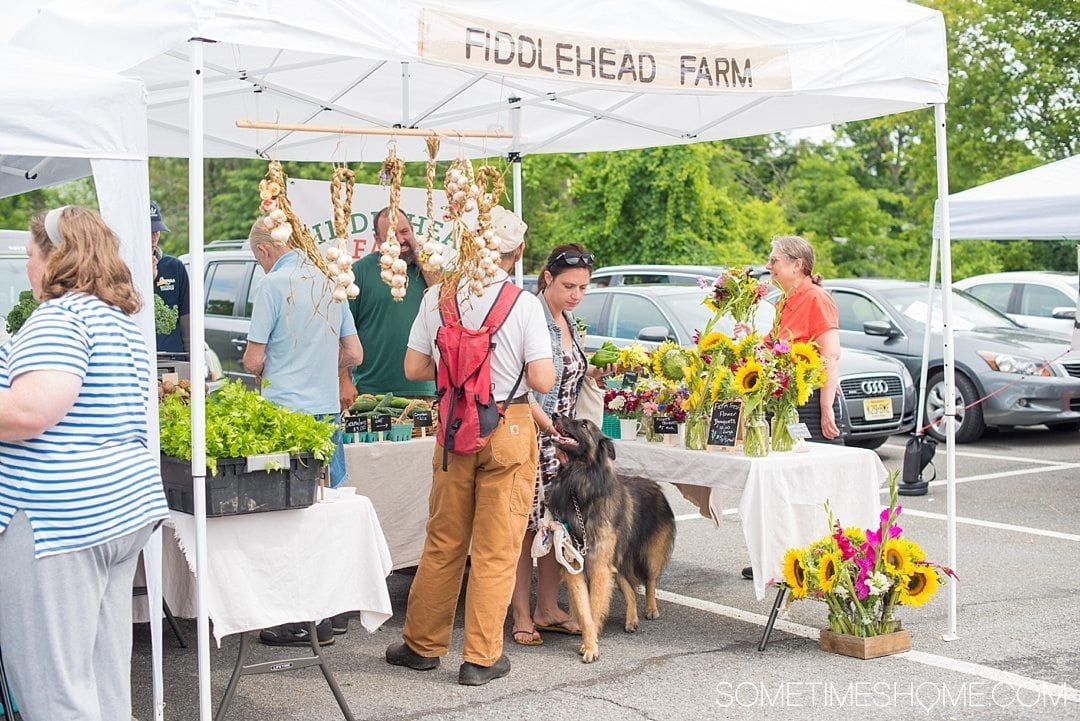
[342,207,437,399]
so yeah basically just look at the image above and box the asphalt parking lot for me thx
[131,428,1080,721]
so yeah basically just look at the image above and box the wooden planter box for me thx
[819,629,912,659]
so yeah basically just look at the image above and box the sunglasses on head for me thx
[549,251,595,268]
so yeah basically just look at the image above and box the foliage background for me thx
[1,0,1076,278]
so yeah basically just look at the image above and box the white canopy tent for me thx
[933,154,1080,349]
[934,155,1080,241]
[0,42,166,717]
[12,3,956,719]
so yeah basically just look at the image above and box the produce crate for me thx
[160,453,324,517]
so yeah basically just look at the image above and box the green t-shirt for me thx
[348,253,436,397]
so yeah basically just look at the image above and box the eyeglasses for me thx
[549,251,595,268]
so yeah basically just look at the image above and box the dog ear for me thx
[599,434,616,460]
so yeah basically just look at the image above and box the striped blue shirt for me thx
[0,292,169,558]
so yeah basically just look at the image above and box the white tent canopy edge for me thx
[11,3,956,719]
[0,43,166,720]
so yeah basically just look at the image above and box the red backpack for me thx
[434,282,525,469]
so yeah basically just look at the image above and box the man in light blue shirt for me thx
[242,218,363,647]
[243,219,362,480]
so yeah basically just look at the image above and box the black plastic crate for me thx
[161,453,324,517]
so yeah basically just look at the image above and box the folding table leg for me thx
[214,624,355,721]
[757,586,788,651]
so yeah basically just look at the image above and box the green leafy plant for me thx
[154,293,179,336]
[159,379,336,475]
[5,290,38,336]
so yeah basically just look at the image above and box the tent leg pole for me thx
[934,102,958,642]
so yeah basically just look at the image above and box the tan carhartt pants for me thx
[402,403,537,666]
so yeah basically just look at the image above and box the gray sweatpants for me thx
[0,511,156,721]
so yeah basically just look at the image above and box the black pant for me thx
[794,389,845,445]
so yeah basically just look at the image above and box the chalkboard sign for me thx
[653,416,679,435]
[343,414,369,434]
[621,371,639,389]
[707,402,743,447]
[412,410,433,428]
[370,413,392,432]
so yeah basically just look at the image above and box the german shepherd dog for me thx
[547,415,676,663]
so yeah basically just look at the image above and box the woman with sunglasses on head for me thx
[510,244,608,646]
[0,206,170,720]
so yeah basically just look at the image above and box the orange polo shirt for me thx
[773,280,838,343]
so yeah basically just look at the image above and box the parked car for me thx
[181,240,263,387]
[954,271,1078,334]
[1,231,30,345]
[825,278,1080,442]
[575,285,916,448]
[590,263,769,288]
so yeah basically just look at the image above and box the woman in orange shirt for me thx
[766,235,843,442]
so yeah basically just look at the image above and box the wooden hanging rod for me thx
[236,120,512,139]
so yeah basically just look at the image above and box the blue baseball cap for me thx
[150,200,170,233]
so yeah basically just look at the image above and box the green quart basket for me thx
[601,413,621,440]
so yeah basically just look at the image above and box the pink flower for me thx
[833,523,855,561]
[773,340,790,354]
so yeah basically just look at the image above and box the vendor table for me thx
[167,487,393,720]
[343,437,438,569]
[613,440,888,600]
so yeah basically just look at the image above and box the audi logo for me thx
[860,379,890,395]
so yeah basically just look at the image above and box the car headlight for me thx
[976,351,1051,377]
[899,363,915,389]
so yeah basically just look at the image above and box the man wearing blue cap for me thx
[150,200,190,355]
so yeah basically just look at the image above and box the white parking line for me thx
[899,508,1080,542]
[880,443,1077,467]
[655,589,1080,704]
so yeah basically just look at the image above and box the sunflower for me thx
[733,359,764,395]
[734,334,759,359]
[709,367,733,403]
[881,538,914,579]
[651,341,692,382]
[794,362,814,405]
[698,331,725,354]
[843,527,867,546]
[816,550,842,594]
[782,548,810,599]
[903,538,927,562]
[898,565,939,607]
[790,341,822,368]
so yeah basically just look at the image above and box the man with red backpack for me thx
[386,206,554,686]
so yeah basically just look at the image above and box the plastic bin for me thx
[160,453,324,517]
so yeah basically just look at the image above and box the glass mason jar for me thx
[684,413,708,450]
[644,416,660,442]
[770,406,800,452]
[742,407,769,457]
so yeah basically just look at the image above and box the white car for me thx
[955,271,1078,334]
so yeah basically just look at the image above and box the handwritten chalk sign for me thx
[412,410,433,428]
[653,416,679,435]
[370,414,392,432]
[343,414,369,434]
[787,422,812,439]
[621,371,639,389]
[707,402,743,447]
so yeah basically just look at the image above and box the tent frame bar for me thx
[236,120,512,139]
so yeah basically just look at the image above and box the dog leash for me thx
[570,492,589,559]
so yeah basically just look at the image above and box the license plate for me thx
[863,397,893,421]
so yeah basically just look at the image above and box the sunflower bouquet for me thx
[782,471,956,637]
[765,338,827,451]
[700,267,771,325]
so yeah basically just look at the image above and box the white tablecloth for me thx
[613,441,888,600]
[343,437,437,569]
[168,488,393,645]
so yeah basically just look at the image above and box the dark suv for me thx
[180,240,263,387]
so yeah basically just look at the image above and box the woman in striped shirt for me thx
[0,206,169,721]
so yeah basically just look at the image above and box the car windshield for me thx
[880,287,1020,331]
[661,292,776,336]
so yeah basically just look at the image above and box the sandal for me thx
[534,619,581,636]
[512,627,544,646]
